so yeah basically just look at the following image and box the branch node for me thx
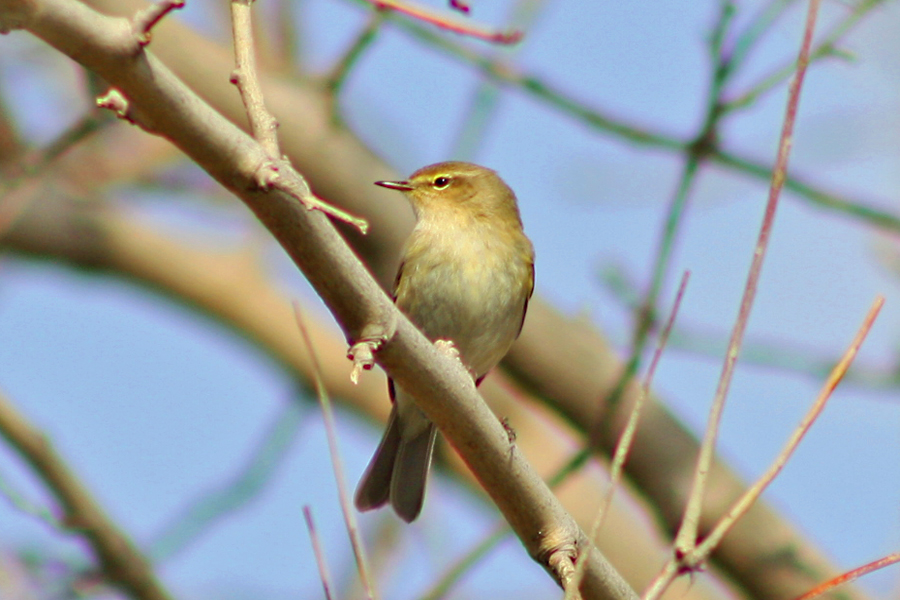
[96,88,132,121]
[253,159,281,190]
[548,547,578,598]
[132,0,185,46]
[347,320,397,384]
[272,167,369,234]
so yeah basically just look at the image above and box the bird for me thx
[354,161,535,522]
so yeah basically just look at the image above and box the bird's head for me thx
[375,161,522,225]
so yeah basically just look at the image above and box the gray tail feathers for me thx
[354,406,437,523]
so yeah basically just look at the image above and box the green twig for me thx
[725,0,886,112]
[0,468,60,528]
[148,397,308,562]
[350,0,899,235]
[450,0,548,159]
[325,9,386,124]
[421,524,510,600]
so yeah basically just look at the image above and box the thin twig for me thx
[292,303,378,600]
[23,113,106,174]
[325,10,386,123]
[230,0,281,158]
[357,0,900,234]
[147,399,307,562]
[727,0,797,73]
[0,467,59,528]
[229,0,369,233]
[646,297,885,600]
[421,523,509,600]
[672,0,822,570]
[792,552,900,600]
[367,0,522,44]
[132,0,185,46]
[696,296,883,556]
[303,505,336,600]
[600,274,689,528]
[725,0,886,113]
[569,273,690,599]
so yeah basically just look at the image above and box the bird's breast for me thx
[395,223,531,377]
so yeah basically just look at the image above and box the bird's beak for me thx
[374,179,414,191]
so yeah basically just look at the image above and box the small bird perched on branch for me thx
[354,161,535,522]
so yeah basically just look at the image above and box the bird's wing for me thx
[391,259,405,303]
[517,261,535,339]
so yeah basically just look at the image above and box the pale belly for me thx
[395,239,530,378]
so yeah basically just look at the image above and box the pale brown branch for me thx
[229,0,280,158]
[2,1,872,597]
[0,389,174,600]
[1,0,632,596]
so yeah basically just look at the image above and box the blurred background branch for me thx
[0,0,897,598]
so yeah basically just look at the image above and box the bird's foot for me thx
[433,339,460,361]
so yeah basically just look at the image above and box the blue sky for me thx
[0,0,899,597]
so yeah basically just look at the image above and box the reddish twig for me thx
[697,296,883,555]
[645,292,882,599]
[132,0,185,46]
[672,0,823,560]
[793,552,900,600]
[369,0,522,44]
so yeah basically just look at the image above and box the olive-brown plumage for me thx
[354,162,534,522]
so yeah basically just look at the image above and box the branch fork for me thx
[132,0,184,46]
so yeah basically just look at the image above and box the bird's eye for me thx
[433,176,451,189]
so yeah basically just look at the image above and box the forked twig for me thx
[673,0,823,559]
[644,295,884,600]
[132,0,184,45]
[229,0,369,233]
[697,297,883,554]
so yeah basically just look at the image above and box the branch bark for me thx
[0,0,636,596]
